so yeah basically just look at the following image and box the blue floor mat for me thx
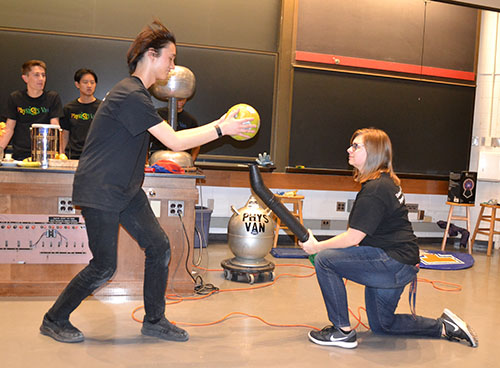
[270,247,309,258]
[419,250,474,270]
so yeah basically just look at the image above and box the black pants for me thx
[47,190,171,322]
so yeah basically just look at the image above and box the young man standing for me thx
[40,20,255,344]
[61,69,101,159]
[0,60,63,161]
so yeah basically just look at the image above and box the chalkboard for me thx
[170,47,275,158]
[289,68,475,177]
[0,30,275,158]
[296,0,478,78]
[1,0,281,53]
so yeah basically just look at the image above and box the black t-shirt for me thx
[6,90,64,160]
[150,107,199,152]
[348,173,420,265]
[72,76,163,212]
[60,99,102,159]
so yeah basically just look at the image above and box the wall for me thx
[197,184,449,239]
[469,10,500,247]
[0,0,280,158]
[1,1,497,245]
[196,4,498,248]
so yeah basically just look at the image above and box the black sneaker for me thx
[441,308,478,347]
[40,314,84,343]
[141,317,189,342]
[308,325,358,349]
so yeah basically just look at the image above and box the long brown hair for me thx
[126,19,176,74]
[351,128,400,186]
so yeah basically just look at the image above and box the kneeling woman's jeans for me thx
[47,190,171,322]
[314,246,442,337]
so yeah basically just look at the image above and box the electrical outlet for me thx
[168,200,184,217]
[58,197,75,214]
[406,203,419,213]
[207,198,214,210]
[321,219,331,229]
[336,201,346,212]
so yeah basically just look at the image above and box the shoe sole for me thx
[443,308,478,347]
[141,327,189,342]
[40,325,84,343]
[308,331,358,349]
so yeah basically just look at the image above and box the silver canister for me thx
[30,124,61,168]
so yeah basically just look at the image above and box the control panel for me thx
[0,214,90,264]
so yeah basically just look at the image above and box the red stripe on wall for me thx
[295,51,475,81]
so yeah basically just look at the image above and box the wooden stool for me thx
[441,202,474,254]
[272,194,304,247]
[470,203,500,256]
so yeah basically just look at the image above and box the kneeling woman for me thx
[299,128,477,349]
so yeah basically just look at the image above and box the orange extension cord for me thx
[131,263,462,332]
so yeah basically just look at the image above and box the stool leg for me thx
[273,217,280,248]
[471,206,485,255]
[292,202,298,246]
[298,202,304,247]
[487,207,496,256]
[441,206,454,251]
[466,206,472,255]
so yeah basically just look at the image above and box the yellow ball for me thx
[227,103,260,141]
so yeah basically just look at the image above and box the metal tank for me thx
[221,196,275,284]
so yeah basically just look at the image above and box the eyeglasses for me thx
[349,143,365,151]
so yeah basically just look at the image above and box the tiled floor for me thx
[0,242,497,367]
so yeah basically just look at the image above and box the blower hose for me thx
[249,164,309,243]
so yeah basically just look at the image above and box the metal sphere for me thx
[150,65,196,101]
[149,150,194,168]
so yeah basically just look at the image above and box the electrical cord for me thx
[193,184,206,267]
[193,226,204,266]
[132,263,321,330]
[132,258,464,332]
[177,212,219,295]
[136,196,464,332]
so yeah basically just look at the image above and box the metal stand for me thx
[221,258,275,284]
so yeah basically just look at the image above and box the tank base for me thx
[221,258,275,284]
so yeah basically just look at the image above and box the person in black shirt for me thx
[60,69,101,159]
[39,20,255,344]
[300,128,478,349]
[152,97,200,160]
[0,60,63,160]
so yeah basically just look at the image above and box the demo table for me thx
[0,165,204,296]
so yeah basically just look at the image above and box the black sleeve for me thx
[6,93,18,120]
[348,192,387,236]
[117,91,163,136]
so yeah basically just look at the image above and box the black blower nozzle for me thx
[249,164,309,243]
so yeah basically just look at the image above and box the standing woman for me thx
[299,128,477,349]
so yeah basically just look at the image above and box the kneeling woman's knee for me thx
[366,313,395,335]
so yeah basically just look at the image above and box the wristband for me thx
[215,125,223,138]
